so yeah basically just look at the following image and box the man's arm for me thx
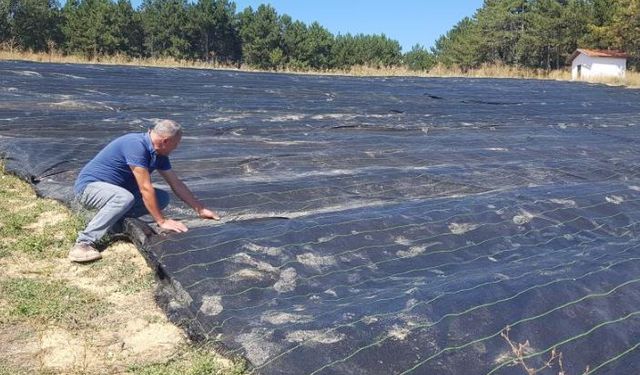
[159,169,220,220]
[131,166,188,232]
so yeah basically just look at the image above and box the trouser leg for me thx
[126,188,171,218]
[75,182,135,245]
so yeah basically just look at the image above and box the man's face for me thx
[157,134,181,156]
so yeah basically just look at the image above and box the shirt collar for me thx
[143,131,157,155]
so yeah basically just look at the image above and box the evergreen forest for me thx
[0,0,638,71]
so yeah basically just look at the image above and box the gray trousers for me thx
[75,181,170,245]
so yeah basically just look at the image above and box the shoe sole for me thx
[69,254,102,263]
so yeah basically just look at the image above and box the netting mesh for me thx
[2,61,640,374]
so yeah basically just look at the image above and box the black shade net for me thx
[2,61,640,374]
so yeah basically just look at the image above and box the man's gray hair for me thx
[153,119,183,138]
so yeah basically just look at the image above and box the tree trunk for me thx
[546,45,550,71]
[204,32,209,61]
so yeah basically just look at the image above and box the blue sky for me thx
[230,1,485,52]
[125,0,484,52]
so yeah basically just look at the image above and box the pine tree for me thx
[0,0,13,46]
[190,0,240,64]
[404,44,435,71]
[330,33,401,69]
[113,0,144,57]
[432,17,481,70]
[606,0,640,69]
[431,0,640,71]
[305,22,333,69]
[140,0,191,59]
[474,0,528,65]
[560,0,592,53]
[517,0,564,69]
[62,0,122,57]
[331,33,357,68]
[11,0,61,52]
[238,4,283,69]
[281,16,309,69]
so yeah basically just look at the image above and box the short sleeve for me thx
[123,138,150,168]
[157,155,172,171]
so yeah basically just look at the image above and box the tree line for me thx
[0,0,638,71]
[433,0,640,71]
[0,0,417,70]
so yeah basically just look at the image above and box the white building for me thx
[569,49,628,80]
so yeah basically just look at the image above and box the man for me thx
[70,119,219,263]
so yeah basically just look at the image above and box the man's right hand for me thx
[158,218,188,233]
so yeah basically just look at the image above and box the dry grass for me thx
[0,164,244,375]
[426,63,571,80]
[499,325,595,375]
[426,63,640,88]
[0,49,240,71]
[589,71,640,87]
[623,71,640,87]
[2,49,639,88]
[500,326,566,375]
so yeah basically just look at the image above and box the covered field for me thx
[1,61,640,374]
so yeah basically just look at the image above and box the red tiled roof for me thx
[569,48,629,63]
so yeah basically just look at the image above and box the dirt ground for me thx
[0,170,241,374]
[1,244,183,373]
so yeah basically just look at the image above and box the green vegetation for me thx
[103,253,156,294]
[0,0,404,70]
[0,171,83,259]
[128,347,246,375]
[1,0,638,73]
[0,363,31,375]
[0,0,638,73]
[433,0,640,71]
[0,175,108,330]
[1,0,638,72]
[0,277,108,327]
[0,165,243,373]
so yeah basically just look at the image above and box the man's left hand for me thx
[197,207,220,220]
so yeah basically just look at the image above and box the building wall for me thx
[571,54,626,80]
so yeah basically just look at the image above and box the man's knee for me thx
[80,182,135,213]
[118,190,136,212]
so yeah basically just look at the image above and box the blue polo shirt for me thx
[74,132,171,195]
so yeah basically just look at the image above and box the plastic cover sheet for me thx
[2,61,640,374]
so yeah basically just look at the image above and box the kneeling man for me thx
[70,119,219,263]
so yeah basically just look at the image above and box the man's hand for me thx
[159,170,221,222]
[197,207,221,220]
[158,218,188,233]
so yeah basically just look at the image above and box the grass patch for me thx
[114,264,155,295]
[0,361,44,375]
[128,347,246,375]
[104,256,155,295]
[0,277,108,328]
[0,170,83,259]
[0,130,242,375]
[78,241,155,294]
[0,49,239,71]
[0,363,28,375]
[0,364,56,375]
